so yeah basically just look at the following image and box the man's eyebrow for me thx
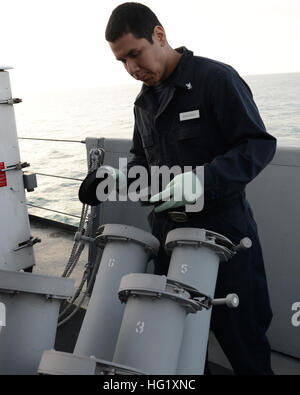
[117,48,139,61]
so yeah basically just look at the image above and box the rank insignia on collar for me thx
[185,82,193,90]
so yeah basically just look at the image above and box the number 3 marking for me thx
[136,321,145,334]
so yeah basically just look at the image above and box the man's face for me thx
[109,28,167,86]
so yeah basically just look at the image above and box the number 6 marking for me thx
[108,258,116,268]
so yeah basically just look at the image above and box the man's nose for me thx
[126,59,140,76]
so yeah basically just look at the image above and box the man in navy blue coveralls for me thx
[106,3,276,375]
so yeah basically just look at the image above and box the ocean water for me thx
[14,72,300,226]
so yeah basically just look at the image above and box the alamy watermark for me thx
[95,158,204,213]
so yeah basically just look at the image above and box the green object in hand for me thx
[149,171,203,213]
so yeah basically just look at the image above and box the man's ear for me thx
[153,26,167,47]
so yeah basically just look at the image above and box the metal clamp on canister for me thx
[165,279,239,310]
[95,224,160,256]
[165,228,252,262]
[118,274,203,314]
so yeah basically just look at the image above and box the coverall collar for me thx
[134,47,194,111]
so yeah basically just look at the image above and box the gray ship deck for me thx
[29,215,300,375]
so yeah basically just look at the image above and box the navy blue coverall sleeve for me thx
[204,69,277,202]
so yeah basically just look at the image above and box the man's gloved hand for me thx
[96,165,126,192]
[79,165,126,206]
[149,171,203,213]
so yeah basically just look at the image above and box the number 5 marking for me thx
[181,264,189,274]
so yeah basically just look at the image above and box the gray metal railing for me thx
[19,137,86,221]
[19,137,86,144]
[33,173,83,182]
[27,204,82,219]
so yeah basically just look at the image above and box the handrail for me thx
[34,172,84,182]
[27,204,82,219]
[18,136,88,221]
[19,137,85,143]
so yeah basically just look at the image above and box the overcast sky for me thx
[1,0,300,93]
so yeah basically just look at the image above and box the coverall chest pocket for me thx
[175,126,210,166]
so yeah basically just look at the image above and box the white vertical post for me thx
[0,68,36,271]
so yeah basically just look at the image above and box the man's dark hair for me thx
[105,2,163,43]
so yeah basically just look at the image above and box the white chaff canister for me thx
[0,270,74,375]
[0,68,36,271]
[112,274,201,375]
[74,224,160,361]
[165,228,237,375]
